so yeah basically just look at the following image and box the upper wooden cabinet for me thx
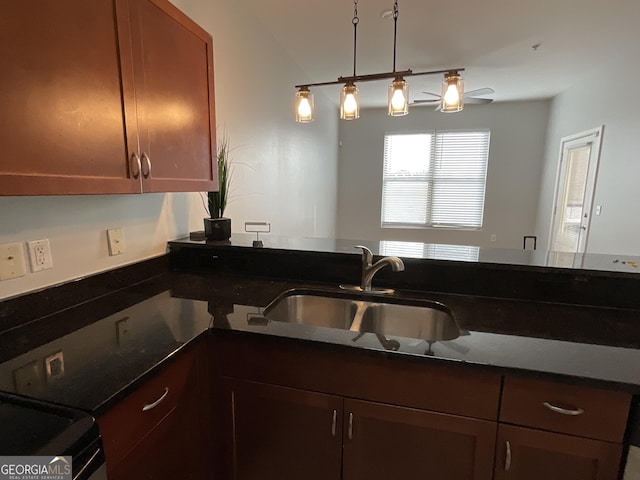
[122,0,217,193]
[0,0,216,196]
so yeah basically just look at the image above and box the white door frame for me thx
[546,125,604,254]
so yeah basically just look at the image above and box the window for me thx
[379,240,480,262]
[381,130,491,229]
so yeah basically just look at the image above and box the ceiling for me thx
[244,0,639,107]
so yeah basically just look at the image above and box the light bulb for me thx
[444,84,460,106]
[297,98,311,118]
[343,93,357,114]
[295,87,314,123]
[440,72,464,113]
[340,83,359,120]
[388,77,408,116]
[391,88,406,110]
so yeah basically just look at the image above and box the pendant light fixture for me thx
[441,71,464,113]
[294,1,467,123]
[339,0,361,120]
[387,1,408,116]
[295,87,314,123]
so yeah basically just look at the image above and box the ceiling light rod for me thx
[392,0,399,72]
[294,68,465,90]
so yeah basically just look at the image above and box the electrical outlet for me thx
[107,228,126,256]
[0,242,27,280]
[490,234,497,243]
[28,239,53,272]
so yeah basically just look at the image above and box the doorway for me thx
[548,126,603,255]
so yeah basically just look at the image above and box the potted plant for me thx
[204,134,233,240]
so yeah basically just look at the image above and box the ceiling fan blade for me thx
[463,87,495,97]
[465,97,494,105]
[412,99,440,105]
[419,91,442,99]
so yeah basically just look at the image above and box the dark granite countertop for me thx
[0,274,211,416]
[171,271,640,393]
[1,264,640,419]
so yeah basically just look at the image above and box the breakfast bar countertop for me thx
[1,262,640,418]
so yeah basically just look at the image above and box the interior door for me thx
[548,127,603,254]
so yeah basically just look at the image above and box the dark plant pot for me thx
[204,217,231,240]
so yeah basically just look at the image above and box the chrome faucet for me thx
[354,245,405,293]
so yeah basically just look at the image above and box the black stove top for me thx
[0,392,104,478]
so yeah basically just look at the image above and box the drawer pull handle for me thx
[505,440,511,471]
[331,410,337,437]
[142,387,169,411]
[542,401,584,416]
[348,412,353,440]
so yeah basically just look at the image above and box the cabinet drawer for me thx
[98,348,196,468]
[500,376,631,442]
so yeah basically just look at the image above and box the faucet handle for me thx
[354,245,373,267]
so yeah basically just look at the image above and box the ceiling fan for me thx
[412,87,495,110]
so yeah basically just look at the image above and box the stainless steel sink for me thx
[358,302,459,341]
[263,293,358,329]
[263,289,460,342]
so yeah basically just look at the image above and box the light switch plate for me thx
[13,360,44,395]
[45,351,65,382]
[107,228,125,256]
[0,242,27,280]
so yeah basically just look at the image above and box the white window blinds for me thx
[381,130,490,229]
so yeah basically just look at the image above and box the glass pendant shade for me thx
[441,72,464,113]
[295,87,314,123]
[388,77,409,116]
[340,83,360,120]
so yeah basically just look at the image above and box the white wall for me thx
[0,0,338,300]
[535,64,640,256]
[336,100,550,249]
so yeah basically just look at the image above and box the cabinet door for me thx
[0,0,140,195]
[494,424,623,480]
[125,0,217,193]
[109,407,188,480]
[343,398,496,480]
[221,378,343,480]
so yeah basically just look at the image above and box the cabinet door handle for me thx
[331,410,337,437]
[348,412,353,440]
[542,401,584,416]
[141,152,152,179]
[142,387,169,411]
[505,440,512,471]
[131,152,141,179]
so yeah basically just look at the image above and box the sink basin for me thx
[263,293,358,330]
[263,289,460,342]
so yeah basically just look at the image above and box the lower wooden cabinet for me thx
[494,424,623,480]
[221,378,343,480]
[210,334,632,480]
[344,398,496,480]
[220,378,497,480]
[109,407,188,480]
[98,343,207,480]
